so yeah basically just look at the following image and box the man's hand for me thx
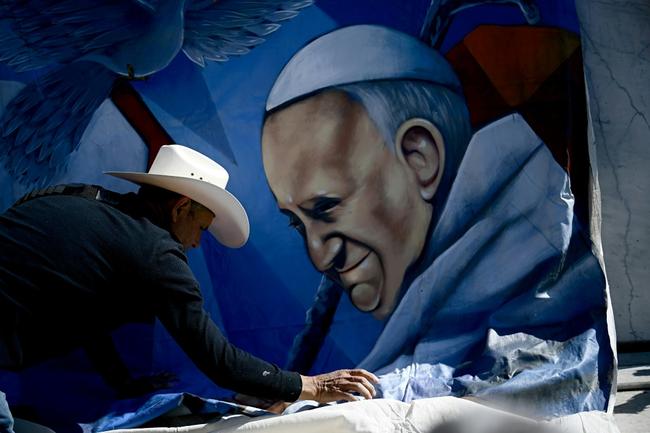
[299,369,379,403]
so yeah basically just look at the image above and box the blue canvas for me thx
[0,0,615,430]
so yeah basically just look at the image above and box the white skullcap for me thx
[266,24,462,111]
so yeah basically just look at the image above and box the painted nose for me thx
[306,228,344,273]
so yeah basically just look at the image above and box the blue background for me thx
[0,0,581,428]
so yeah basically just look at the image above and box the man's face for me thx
[170,201,215,250]
[262,91,432,319]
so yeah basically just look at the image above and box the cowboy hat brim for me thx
[105,171,250,248]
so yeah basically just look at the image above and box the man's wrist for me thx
[298,374,316,401]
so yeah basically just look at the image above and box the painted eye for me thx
[287,215,305,235]
[309,197,341,222]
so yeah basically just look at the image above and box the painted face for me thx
[262,91,432,319]
[170,202,215,250]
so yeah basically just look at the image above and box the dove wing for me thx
[182,0,314,67]
[0,0,150,72]
[0,62,116,187]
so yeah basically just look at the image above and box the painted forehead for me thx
[262,92,382,202]
[264,91,383,157]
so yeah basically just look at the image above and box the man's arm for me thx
[150,243,376,403]
[156,287,376,402]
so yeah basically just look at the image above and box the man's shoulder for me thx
[12,191,168,243]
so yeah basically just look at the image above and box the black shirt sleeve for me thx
[146,238,302,402]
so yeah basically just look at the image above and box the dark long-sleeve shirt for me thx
[0,193,301,402]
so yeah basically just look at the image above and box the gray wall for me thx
[577,0,650,342]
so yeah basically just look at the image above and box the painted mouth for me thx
[337,251,382,312]
[337,250,371,274]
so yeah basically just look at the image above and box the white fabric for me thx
[99,397,619,433]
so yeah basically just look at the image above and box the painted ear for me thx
[171,196,192,222]
[394,118,445,201]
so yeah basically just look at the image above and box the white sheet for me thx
[100,397,620,433]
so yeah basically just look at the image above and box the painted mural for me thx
[0,0,615,430]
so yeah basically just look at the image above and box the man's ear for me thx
[394,118,445,201]
[170,196,192,223]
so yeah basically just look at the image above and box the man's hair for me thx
[137,184,183,205]
[137,185,208,212]
[132,185,209,230]
[335,79,472,215]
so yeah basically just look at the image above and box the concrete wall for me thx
[577,0,650,342]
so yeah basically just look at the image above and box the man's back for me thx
[0,193,179,368]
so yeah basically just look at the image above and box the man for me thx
[261,25,615,418]
[0,144,377,433]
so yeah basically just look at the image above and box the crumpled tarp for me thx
[92,397,620,433]
[84,393,268,433]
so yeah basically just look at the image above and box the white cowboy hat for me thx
[106,144,249,248]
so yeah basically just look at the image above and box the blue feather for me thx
[230,6,277,15]
[131,0,156,13]
[0,33,15,48]
[244,22,281,36]
[49,138,71,169]
[194,28,265,47]
[43,111,67,132]
[0,62,115,187]
[71,117,89,147]
[267,10,300,22]
[41,0,92,15]
[199,13,260,27]
[12,151,30,177]
[18,96,41,114]
[51,120,74,143]
[47,47,78,63]
[0,141,9,159]
[69,89,95,114]
[281,0,313,8]
[2,111,23,138]
[7,53,31,68]
[210,40,250,56]
[36,137,54,163]
[183,0,313,65]
[83,28,131,51]
[72,20,119,39]
[24,137,42,156]
[16,126,37,152]
[182,45,207,66]
[13,19,44,35]
[53,7,129,25]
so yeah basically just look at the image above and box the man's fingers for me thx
[343,375,376,398]
[332,391,358,403]
[347,369,379,383]
[329,377,373,400]
[302,368,380,403]
[346,381,373,400]
[330,369,378,400]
